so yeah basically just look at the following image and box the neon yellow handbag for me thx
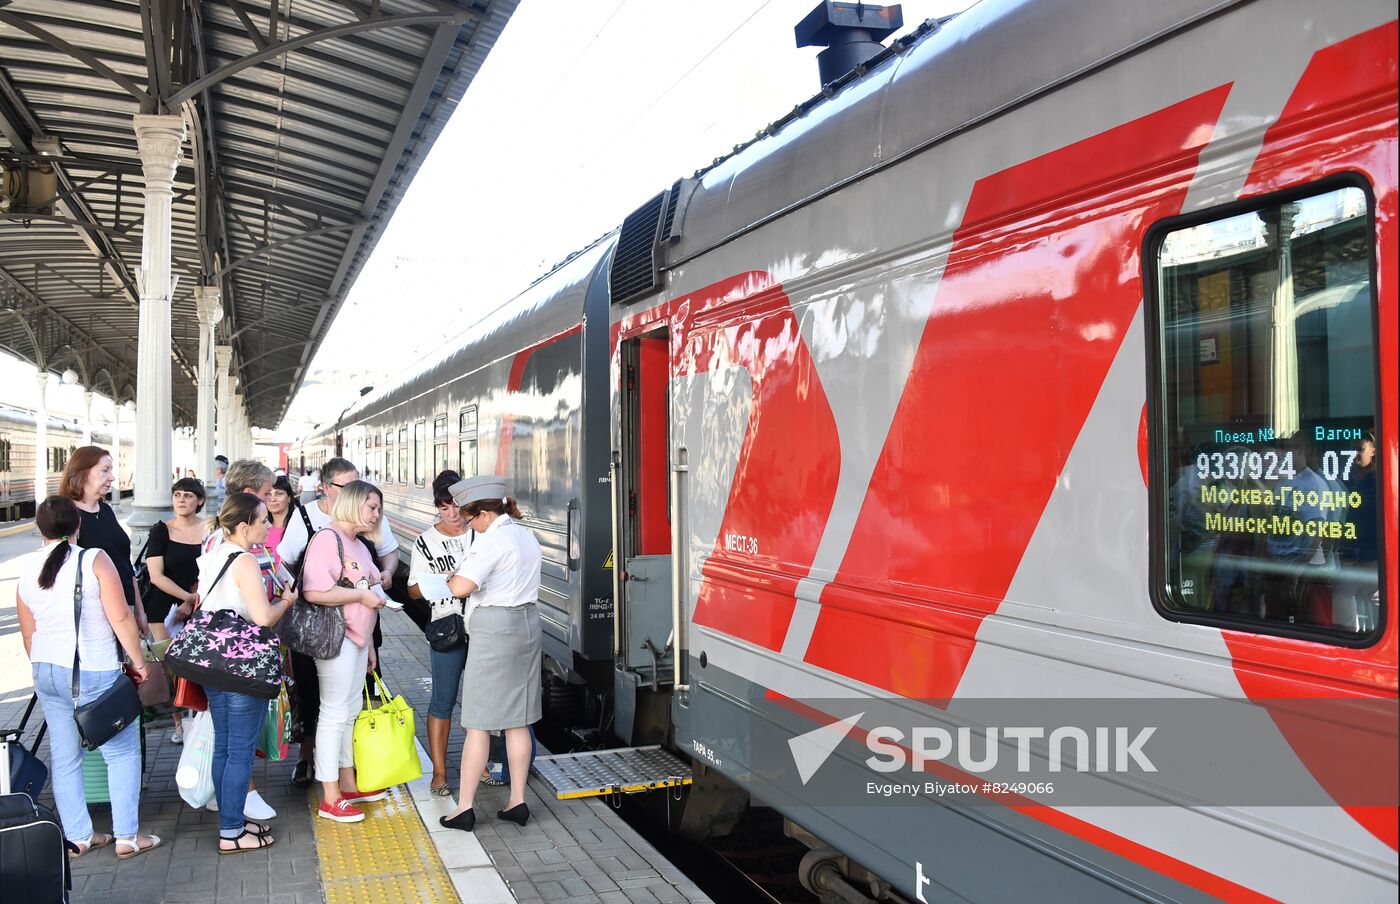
[352,673,422,791]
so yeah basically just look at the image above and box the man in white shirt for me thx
[278,459,398,582]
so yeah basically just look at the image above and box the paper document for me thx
[413,572,454,601]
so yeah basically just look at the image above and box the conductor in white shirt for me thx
[439,476,542,832]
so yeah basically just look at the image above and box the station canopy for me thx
[0,0,517,425]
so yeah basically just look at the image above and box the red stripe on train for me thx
[803,85,1233,700]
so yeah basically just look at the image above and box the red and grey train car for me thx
[0,405,133,520]
[299,0,1397,899]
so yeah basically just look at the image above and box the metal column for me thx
[127,114,186,545]
[195,286,223,480]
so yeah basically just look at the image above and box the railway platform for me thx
[0,519,711,904]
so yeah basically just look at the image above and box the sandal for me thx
[115,833,161,860]
[218,829,276,854]
[68,832,113,858]
[430,783,452,797]
[244,821,272,837]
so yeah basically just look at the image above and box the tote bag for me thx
[351,673,421,791]
[163,552,282,700]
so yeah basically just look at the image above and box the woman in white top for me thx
[15,496,158,859]
[196,493,294,854]
[407,470,472,796]
[440,476,543,832]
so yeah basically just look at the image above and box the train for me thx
[0,404,134,520]
[292,0,1398,900]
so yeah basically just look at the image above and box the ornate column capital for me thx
[215,345,234,371]
[195,285,224,326]
[35,370,50,395]
[133,114,186,190]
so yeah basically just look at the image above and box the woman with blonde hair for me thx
[299,479,389,823]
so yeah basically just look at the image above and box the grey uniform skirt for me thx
[460,603,542,730]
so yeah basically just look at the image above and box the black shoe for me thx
[291,761,311,787]
[498,803,529,827]
[439,809,475,832]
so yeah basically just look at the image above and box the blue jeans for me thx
[205,687,268,838]
[428,643,469,719]
[31,663,142,842]
[490,724,537,784]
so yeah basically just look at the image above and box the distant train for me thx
[0,405,134,520]
[294,0,1397,900]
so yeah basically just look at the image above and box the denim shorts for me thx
[428,641,468,719]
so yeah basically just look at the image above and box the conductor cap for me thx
[449,475,510,507]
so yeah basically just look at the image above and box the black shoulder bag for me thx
[70,550,144,751]
[131,535,152,603]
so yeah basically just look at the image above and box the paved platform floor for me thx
[1,511,711,904]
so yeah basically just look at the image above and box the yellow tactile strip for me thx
[311,784,459,904]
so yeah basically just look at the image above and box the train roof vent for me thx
[611,190,667,305]
[661,177,698,244]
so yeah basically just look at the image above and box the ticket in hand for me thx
[371,584,403,610]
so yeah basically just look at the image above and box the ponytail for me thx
[34,495,81,590]
[37,541,71,591]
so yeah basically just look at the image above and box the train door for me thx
[614,327,674,742]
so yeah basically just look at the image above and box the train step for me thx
[531,745,693,800]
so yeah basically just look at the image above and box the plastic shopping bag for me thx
[175,710,215,809]
[255,686,290,761]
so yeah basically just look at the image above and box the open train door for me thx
[612,327,675,744]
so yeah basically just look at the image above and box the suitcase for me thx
[0,735,73,903]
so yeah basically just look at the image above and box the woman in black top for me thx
[61,446,149,638]
[145,477,206,628]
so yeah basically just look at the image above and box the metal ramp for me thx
[531,745,693,800]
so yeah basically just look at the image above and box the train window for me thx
[383,431,392,483]
[1150,183,1382,644]
[414,421,426,486]
[397,427,408,484]
[458,406,478,478]
[433,415,448,475]
[0,437,10,471]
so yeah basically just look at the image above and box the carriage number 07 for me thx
[1196,449,1356,482]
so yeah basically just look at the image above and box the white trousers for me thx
[314,636,368,783]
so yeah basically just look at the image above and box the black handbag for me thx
[69,550,144,751]
[131,536,151,603]
[2,695,49,797]
[425,610,465,653]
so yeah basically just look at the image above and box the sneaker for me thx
[317,798,365,823]
[339,788,388,804]
[169,727,184,745]
[205,798,218,812]
[244,790,277,821]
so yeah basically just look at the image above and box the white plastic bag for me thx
[163,604,182,639]
[176,710,215,809]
